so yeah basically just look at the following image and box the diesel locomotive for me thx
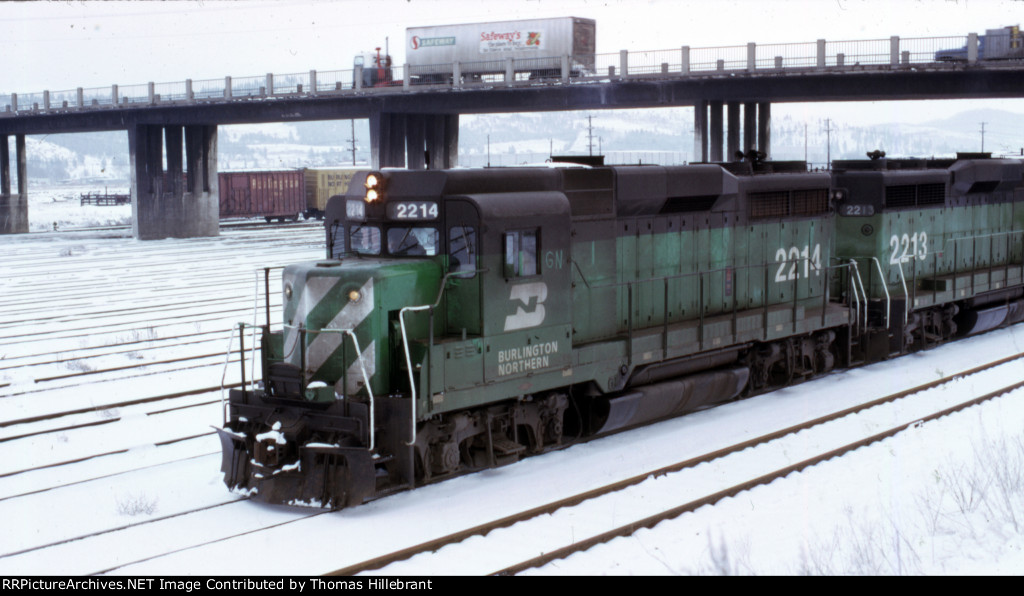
[216,153,1024,508]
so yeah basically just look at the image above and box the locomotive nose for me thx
[280,258,441,400]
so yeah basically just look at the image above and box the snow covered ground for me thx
[529,359,1024,575]
[2,186,1023,575]
[24,183,131,232]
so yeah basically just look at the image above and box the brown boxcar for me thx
[219,170,306,221]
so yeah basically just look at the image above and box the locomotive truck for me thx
[216,154,1024,508]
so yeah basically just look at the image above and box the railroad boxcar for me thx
[217,163,855,507]
[303,168,364,220]
[218,170,306,222]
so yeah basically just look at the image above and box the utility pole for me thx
[822,118,834,169]
[804,123,808,163]
[349,120,357,165]
[980,122,987,152]
[587,115,595,156]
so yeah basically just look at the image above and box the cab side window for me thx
[449,225,477,277]
[504,229,539,277]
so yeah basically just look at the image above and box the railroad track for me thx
[26,218,322,235]
[0,225,325,572]
[333,352,1024,575]
[2,224,1023,575]
[3,332,1021,575]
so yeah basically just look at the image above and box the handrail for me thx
[895,260,911,324]
[847,264,861,335]
[848,259,869,329]
[582,257,822,291]
[308,327,376,450]
[843,231,1024,309]
[870,257,891,329]
[585,257,850,365]
[397,267,488,447]
[219,318,378,448]
[399,304,432,447]
[219,323,241,426]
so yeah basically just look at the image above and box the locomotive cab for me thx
[220,168,576,507]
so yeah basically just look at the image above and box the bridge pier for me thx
[744,102,757,156]
[727,102,740,159]
[693,101,771,163]
[128,124,219,240]
[370,112,458,170]
[709,101,724,162]
[0,134,28,234]
[757,102,771,157]
[693,100,708,162]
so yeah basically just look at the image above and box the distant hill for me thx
[14,107,1024,184]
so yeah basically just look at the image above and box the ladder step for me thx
[492,437,526,457]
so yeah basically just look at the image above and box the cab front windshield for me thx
[388,226,439,256]
[347,224,438,257]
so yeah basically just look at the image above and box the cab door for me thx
[444,199,482,336]
[478,192,573,385]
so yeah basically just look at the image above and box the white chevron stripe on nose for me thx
[341,339,377,395]
[306,277,375,375]
[283,275,343,365]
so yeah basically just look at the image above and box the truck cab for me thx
[353,49,394,87]
[936,25,1022,61]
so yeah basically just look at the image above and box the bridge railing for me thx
[1,32,1011,116]
[754,42,818,69]
[315,69,354,92]
[192,77,227,100]
[46,89,80,109]
[232,74,270,97]
[900,35,970,64]
[155,81,189,102]
[824,39,889,67]
[120,83,152,105]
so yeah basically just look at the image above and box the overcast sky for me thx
[2,0,1022,125]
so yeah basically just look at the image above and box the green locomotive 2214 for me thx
[216,155,1024,508]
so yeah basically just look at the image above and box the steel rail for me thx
[494,373,1024,575]
[326,348,1024,576]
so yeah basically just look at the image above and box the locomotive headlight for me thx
[284,284,293,300]
[348,290,362,303]
[364,172,383,203]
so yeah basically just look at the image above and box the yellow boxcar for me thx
[304,168,364,219]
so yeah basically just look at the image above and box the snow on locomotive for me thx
[216,154,1024,508]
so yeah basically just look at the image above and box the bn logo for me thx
[503,282,547,331]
